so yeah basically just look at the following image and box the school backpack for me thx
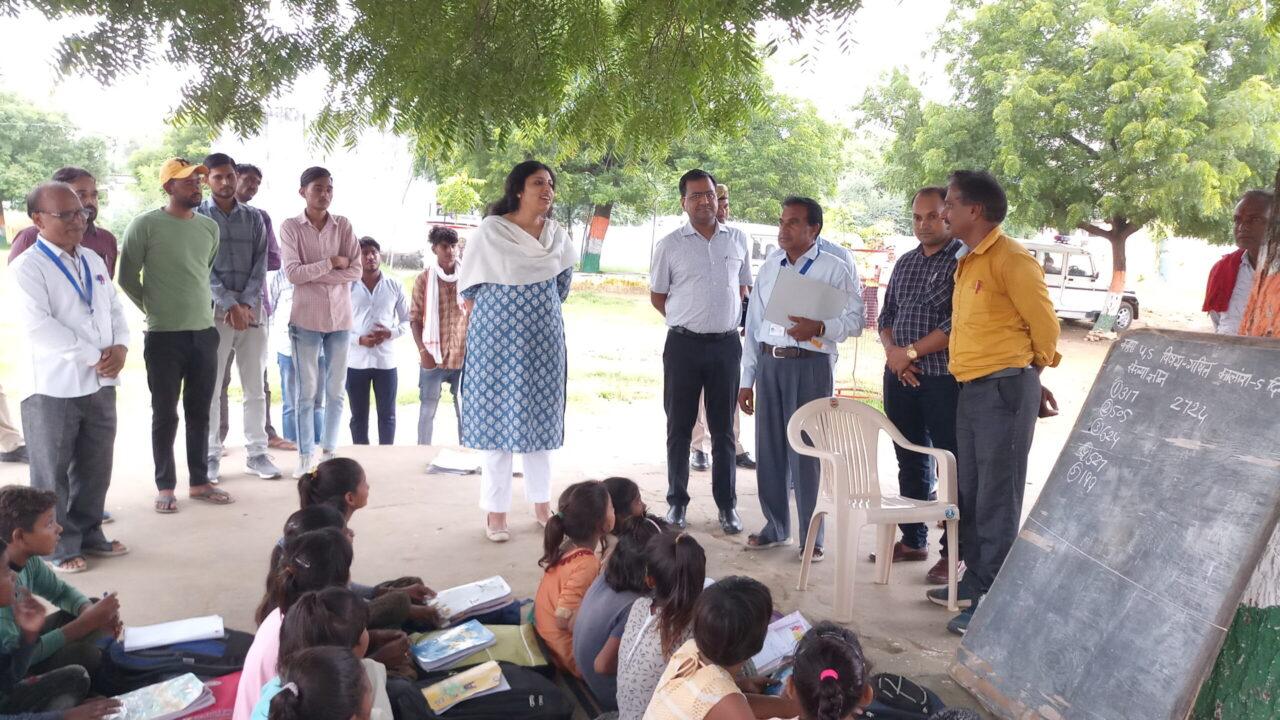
[394,662,573,720]
[92,630,255,696]
[860,672,947,719]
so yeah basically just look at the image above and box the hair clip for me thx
[293,555,312,569]
[819,669,839,681]
[644,517,662,532]
[281,682,299,695]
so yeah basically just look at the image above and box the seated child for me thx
[251,587,391,720]
[0,487,120,680]
[783,622,873,720]
[0,538,119,720]
[573,514,666,710]
[534,481,614,677]
[616,531,706,720]
[235,528,354,720]
[267,646,373,720]
[642,576,773,720]
[297,461,438,630]
[256,505,349,625]
[603,478,646,532]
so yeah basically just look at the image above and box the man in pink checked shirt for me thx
[278,167,361,477]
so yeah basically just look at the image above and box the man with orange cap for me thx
[120,158,235,513]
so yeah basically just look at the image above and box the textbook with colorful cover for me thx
[107,672,212,720]
[751,611,812,675]
[430,576,513,624]
[422,661,510,713]
[412,620,497,671]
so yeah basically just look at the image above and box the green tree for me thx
[7,0,860,159]
[435,171,486,216]
[861,0,1280,332]
[0,91,107,243]
[124,124,213,209]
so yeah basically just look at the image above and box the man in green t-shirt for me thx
[119,158,236,513]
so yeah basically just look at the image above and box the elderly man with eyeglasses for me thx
[13,181,130,572]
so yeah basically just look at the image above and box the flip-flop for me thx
[189,487,235,505]
[744,533,791,550]
[84,541,129,558]
[49,556,88,574]
[154,495,178,514]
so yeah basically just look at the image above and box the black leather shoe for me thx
[689,450,710,471]
[735,452,756,470]
[718,508,743,535]
[666,505,688,529]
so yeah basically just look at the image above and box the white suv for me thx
[1023,240,1140,331]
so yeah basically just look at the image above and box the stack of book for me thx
[430,576,513,625]
[112,673,213,719]
[422,661,509,714]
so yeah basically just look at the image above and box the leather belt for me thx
[670,326,738,340]
[761,343,822,359]
[964,366,1032,384]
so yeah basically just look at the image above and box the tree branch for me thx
[1063,133,1100,158]
[1077,221,1114,239]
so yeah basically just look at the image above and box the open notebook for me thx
[122,615,226,652]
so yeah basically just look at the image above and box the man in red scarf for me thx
[1204,190,1272,334]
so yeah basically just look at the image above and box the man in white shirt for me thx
[347,238,409,444]
[1204,189,1271,334]
[739,197,865,561]
[13,182,129,572]
[650,169,752,534]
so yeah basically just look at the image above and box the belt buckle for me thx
[771,345,787,359]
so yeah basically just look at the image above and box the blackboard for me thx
[951,329,1280,720]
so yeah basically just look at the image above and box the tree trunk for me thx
[1193,162,1280,719]
[578,202,613,273]
[1077,217,1138,337]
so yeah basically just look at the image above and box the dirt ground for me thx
[0,282,1120,717]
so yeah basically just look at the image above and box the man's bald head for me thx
[26,182,87,250]
[1234,189,1274,257]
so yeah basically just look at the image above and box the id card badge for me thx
[766,322,788,339]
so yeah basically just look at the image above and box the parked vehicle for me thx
[1023,239,1140,331]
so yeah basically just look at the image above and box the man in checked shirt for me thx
[877,186,962,586]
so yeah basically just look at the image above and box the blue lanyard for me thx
[782,250,819,275]
[35,241,93,314]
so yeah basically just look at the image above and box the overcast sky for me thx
[0,0,952,149]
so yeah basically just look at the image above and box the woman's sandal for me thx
[485,525,510,543]
[154,495,178,514]
[49,556,88,574]
[189,487,235,505]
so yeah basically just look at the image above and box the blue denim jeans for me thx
[418,367,462,445]
[278,352,326,444]
[883,367,959,551]
[289,326,350,457]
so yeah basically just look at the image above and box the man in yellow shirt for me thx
[929,170,1061,636]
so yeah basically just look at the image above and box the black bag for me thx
[92,629,255,696]
[395,662,573,720]
[860,672,947,719]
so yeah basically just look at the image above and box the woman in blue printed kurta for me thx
[457,161,577,542]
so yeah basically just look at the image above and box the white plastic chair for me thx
[788,397,960,622]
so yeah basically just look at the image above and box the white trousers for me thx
[480,450,552,512]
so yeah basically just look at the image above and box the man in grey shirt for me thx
[197,152,279,482]
[649,169,750,533]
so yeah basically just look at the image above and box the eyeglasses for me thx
[685,191,717,203]
[38,209,91,223]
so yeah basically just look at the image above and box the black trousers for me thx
[143,328,219,491]
[664,330,739,510]
[347,368,398,445]
[883,367,959,552]
[956,368,1040,598]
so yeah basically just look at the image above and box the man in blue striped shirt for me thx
[739,197,865,561]
[877,186,962,585]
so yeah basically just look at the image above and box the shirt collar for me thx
[957,227,1002,259]
[294,211,333,232]
[35,234,78,261]
[781,240,821,266]
[680,220,725,240]
[202,197,245,218]
[1242,252,1256,271]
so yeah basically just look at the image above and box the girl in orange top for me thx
[534,480,616,676]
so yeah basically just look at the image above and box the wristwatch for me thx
[906,344,919,360]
